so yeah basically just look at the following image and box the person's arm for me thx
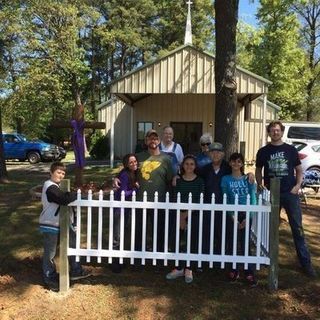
[46,185,77,205]
[255,166,264,191]
[119,171,137,198]
[291,164,303,194]
[176,144,184,164]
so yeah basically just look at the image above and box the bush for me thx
[89,133,110,160]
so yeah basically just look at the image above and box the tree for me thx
[253,0,307,119]
[214,0,239,156]
[292,0,320,120]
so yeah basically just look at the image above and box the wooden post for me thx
[268,177,280,291]
[59,179,70,292]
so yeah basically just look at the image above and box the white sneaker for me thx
[184,269,193,284]
[166,268,184,280]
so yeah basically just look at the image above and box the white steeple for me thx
[184,0,193,45]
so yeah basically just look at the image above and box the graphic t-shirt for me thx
[136,152,174,201]
[221,175,256,205]
[255,143,301,193]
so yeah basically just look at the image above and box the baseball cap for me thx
[209,142,224,152]
[145,129,159,138]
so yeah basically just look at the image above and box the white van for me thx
[282,121,320,144]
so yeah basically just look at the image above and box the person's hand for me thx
[135,182,140,188]
[257,184,266,192]
[246,172,255,184]
[179,211,188,230]
[172,175,180,187]
[112,177,121,190]
[290,184,300,195]
[238,219,246,229]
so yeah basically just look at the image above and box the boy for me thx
[39,162,90,291]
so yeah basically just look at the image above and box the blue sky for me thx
[239,0,259,27]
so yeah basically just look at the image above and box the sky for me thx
[238,0,259,27]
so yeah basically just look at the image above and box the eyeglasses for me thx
[201,142,211,146]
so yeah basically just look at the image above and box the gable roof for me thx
[109,44,271,105]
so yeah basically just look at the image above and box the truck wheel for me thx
[27,152,41,164]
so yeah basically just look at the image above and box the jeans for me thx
[113,208,131,250]
[280,192,311,267]
[42,228,82,280]
[227,212,254,275]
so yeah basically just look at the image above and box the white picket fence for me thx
[66,189,271,271]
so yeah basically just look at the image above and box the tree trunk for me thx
[214,0,239,158]
[0,104,9,183]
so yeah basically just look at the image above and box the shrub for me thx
[89,132,110,160]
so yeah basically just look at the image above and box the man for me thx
[198,142,232,254]
[114,129,173,252]
[255,120,316,278]
[159,126,184,174]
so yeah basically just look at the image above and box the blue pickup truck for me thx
[2,133,66,164]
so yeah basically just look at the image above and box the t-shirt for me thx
[173,176,205,203]
[136,152,174,201]
[255,143,301,193]
[221,175,256,205]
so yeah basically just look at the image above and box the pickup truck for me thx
[2,133,66,164]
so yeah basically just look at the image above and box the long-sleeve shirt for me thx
[114,169,138,201]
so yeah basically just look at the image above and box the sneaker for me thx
[70,269,91,281]
[245,274,258,287]
[303,265,317,278]
[166,268,184,280]
[228,270,239,282]
[184,269,193,284]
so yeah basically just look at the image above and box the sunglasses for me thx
[201,142,211,146]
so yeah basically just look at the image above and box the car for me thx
[2,133,66,164]
[292,141,320,173]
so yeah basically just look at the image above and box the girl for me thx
[166,155,204,283]
[112,153,139,273]
[220,152,257,287]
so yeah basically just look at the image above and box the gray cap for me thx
[145,129,159,138]
[209,142,224,152]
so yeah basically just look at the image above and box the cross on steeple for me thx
[184,0,193,45]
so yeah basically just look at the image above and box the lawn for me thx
[0,161,319,320]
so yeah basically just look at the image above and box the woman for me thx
[112,153,139,273]
[166,155,204,283]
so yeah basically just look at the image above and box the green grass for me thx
[0,164,320,320]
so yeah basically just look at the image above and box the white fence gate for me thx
[59,179,280,292]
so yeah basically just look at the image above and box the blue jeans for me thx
[280,192,311,267]
[42,228,82,280]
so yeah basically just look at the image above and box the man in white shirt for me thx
[159,126,184,174]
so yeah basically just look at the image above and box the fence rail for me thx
[59,179,280,292]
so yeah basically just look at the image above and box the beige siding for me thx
[243,99,279,162]
[111,46,268,95]
[97,100,131,159]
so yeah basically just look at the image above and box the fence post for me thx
[59,179,70,292]
[268,177,280,291]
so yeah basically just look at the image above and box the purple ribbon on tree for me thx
[71,119,85,169]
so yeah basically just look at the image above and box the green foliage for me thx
[89,132,109,160]
[251,0,308,119]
